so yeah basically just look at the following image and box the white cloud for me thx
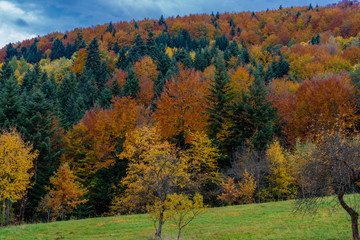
[0,1,40,48]
[0,1,24,14]
[0,23,36,47]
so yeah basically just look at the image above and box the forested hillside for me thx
[1,0,360,231]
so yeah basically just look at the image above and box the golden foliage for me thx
[229,66,254,102]
[0,129,37,202]
[266,140,296,199]
[181,131,220,188]
[119,125,189,213]
[238,170,256,204]
[165,193,206,240]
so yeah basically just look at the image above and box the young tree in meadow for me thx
[295,130,360,240]
[40,163,87,221]
[166,193,206,240]
[119,126,189,239]
[0,129,37,225]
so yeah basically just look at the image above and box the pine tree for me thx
[50,39,65,60]
[85,38,101,74]
[113,42,120,54]
[21,65,41,94]
[266,53,290,82]
[20,89,63,221]
[121,67,139,98]
[239,44,250,65]
[58,72,84,129]
[229,64,279,151]
[155,72,166,97]
[5,44,17,61]
[0,75,23,129]
[40,74,58,107]
[230,26,236,37]
[78,68,97,109]
[156,49,171,75]
[115,47,129,70]
[0,61,14,86]
[206,57,233,140]
[25,39,42,64]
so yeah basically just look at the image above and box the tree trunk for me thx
[5,199,10,226]
[338,193,360,240]
[155,211,164,239]
[2,199,5,225]
[352,215,360,240]
[177,229,181,240]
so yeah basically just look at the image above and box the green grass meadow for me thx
[0,198,352,240]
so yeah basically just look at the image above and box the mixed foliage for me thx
[1,0,360,238]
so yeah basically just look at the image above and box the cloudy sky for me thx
[0,0,336,48]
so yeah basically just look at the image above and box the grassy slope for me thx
[0,198,351,240]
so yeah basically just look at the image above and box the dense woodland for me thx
[1,0,360,232]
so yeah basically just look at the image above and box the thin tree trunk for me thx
[155,211,164,239]
[2,199,5,225]
[177,228,181,240]
[338,193,360,240]
[5,199,10,226]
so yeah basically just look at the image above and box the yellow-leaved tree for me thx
[119,126,189,239]
[0,129,37,226]
[266,140,297,200]
[166,193,206,240]
[181,131,221,198]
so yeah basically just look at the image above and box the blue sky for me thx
[0,0,336,48]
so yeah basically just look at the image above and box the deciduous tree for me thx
[40,163,87,221]
[0,129,37,225]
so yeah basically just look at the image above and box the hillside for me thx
[0,198,352,240]
[0,1,360,237]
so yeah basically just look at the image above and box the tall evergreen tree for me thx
[58,72,84,129]
[0,61,14,86]
[20,89,63,221]
[228,64,279,151]
[85,38,101,74]
[206,57,233,141]
[5,44,17,60]
[25,39,42,64]
[0,75,23,129]
[121,67,139,98]
[50,39,65,60]
[21,64,41,94]
[78,68,97,109]
[115,47,129,70]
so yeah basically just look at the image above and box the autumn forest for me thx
[1,0,360,239]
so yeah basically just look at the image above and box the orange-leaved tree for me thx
[40,163,87,221]
[154,70,208,146]
[64,96,138,183]
[272,74,358,144]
